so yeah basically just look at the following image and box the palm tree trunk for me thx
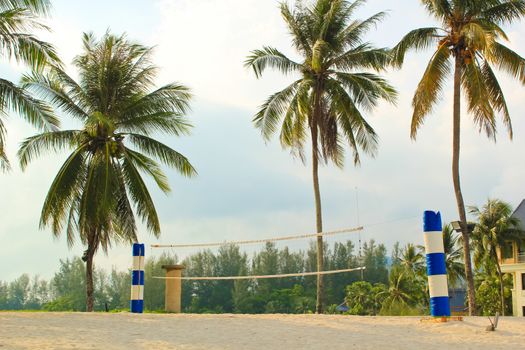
[85,247,95,312]
[311,124,324,314]
[85,231,97,312]
[452,54,477,316]
[495,260,505,316]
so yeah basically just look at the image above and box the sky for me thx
[1,0,525,281]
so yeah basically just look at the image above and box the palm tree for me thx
[381,266,414,311]
[246,0,396,313]
[469,199,523,315]
[442,224,464,288]
[0,0,60,171]
[392,0,525,316]
[18,32,196,311]
[399,243,425,277]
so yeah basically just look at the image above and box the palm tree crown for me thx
[246,0,396,166]
[392,0,525,139]
[19,32,196,249]
[0,0,61,171]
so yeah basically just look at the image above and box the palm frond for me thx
[279,82,309,158]
[124,133,197,177]
[18,129,81,170]
[391,27,442,67]
[331,44,391,72]
[123,83,193,122]
[117,111,191,136]
[280,1,313,57]
[40,147,87,237]
[0,32,60,70]
[487,41,525,83]
[420,0,451,20]
[245,46,302,78]
[462,57,497,139]
[0,78,59,131]
[325,78,379,165]
[21,71,88,121]
[338,11,388,49]
[0,7,60,69]
[111,162,138,243]
[411,43,451,139]
[121,152,161,236]
[124,147,170,194]
[0,118,9,172]
[253,79,303,140]
[0,0,52,15]
[481,60,513,139]
[334,72,397,111]
[483,0,525,25]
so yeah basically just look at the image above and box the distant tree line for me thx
[1,198,522,316]
[0,258,129,312]
[0,239,387,313]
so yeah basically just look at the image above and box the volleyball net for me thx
[130,218,422,313]
[149,225,365,281]
[152,267,366,281]
[150,225,364,249]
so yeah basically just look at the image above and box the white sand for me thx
[0,313,524,349]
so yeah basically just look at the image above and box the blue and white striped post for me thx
[423,211,450,317]
[131,243,145,313]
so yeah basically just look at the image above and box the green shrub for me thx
[43,296,75,311]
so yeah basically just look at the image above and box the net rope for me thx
[151,225,364,249]
[153,267,365,281]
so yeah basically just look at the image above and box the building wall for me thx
[501,265,525,317]
[515,270,525,317]
[499,241,525,316]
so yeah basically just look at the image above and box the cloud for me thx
[2,0,525,282]
[153,0,299,109]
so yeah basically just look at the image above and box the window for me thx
[522,273,525,291]
[502,242,514,260]
[523,306,525,317]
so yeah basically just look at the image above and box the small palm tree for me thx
[381,266,414,311]
[0,0,60,171]
[469,199,524,315]
[345,281,373,315]
[392,0,525,316]
[246,0,396,313]
[442,224,464,288]
[18,32,196,311]
[399,243,425,277]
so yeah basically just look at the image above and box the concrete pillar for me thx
[162,265,185,313]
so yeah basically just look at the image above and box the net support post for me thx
[423,211,451,317]
[162,265,185,313]
[131,243,145,313]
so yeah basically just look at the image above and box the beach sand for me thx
[0,312,523,349]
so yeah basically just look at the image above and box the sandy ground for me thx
[0,313,524,350]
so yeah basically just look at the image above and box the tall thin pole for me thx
[355,187,363,280]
